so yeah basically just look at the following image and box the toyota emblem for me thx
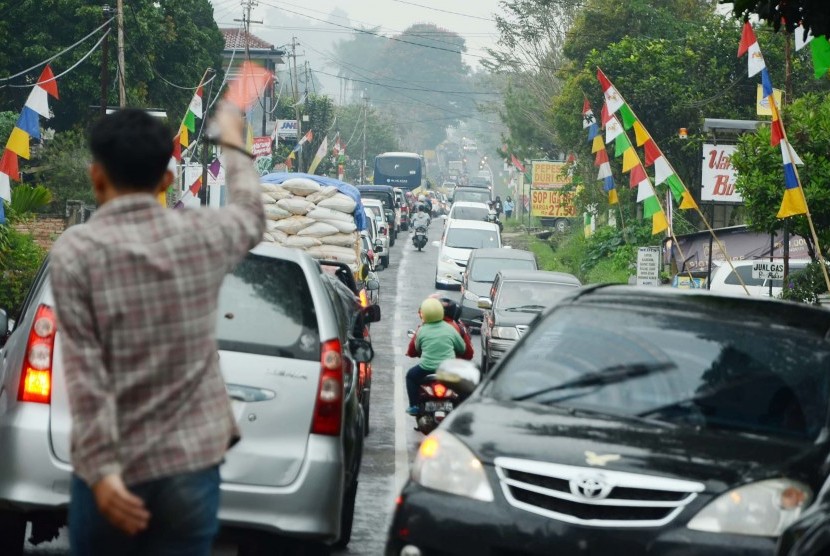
[571,476,611,500]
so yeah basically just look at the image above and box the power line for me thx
[312,68,499,95]
[388,0,494,22]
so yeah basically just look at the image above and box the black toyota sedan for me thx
[387,286,830,556]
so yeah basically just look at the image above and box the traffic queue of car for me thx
[386,186,830,555]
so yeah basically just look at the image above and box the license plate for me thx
[424,401,454,412]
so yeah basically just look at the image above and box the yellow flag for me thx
[591,135,604,153]
[6,127,30,159]
[246,124,254,152]
[157,191,167,207]
[179,125,189,147]
[778,187,808,218]
[679,190,698,211]
[633,120,649,147]
[652,211,669,235]
[608,188,619,205]
[622,147,638,173]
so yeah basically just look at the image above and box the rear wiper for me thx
[512,362,677,402]
[504,304,546,312]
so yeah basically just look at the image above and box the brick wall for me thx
[14,216,67,251]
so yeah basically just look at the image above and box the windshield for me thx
[361,192,392,210]
[489,306,830,441]
[454,190,491,204]
[496,280,576,311]
[375,157,420,178]
[445,228,499,249]
[471,258,536,282]
[217,255,319,360]
[450,206,489,222]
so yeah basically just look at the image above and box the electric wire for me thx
[5,29,112,88]
[388,0,494,22]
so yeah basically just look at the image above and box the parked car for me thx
[709,259,809,297]
[459,248,538,332]
[388,285,830,556]
[479,270,581,372]
[364,204,390,269]
[451,186,493,205]
[357,185,399,242]
[394,187,410,231]
[435,220,501,290]
[0,245,375,555]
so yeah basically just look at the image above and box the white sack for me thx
[277,197,315,215]
[320,233,359,248]
[306,245,358,263]
[297,221,340,237]
[261,193,277,204]
[281,177,322,197]
[318,193,356,214]
[307,207,354,223]
[283,235,323,248]
[306,185,339,204]
[265,205,292,221]
[273,215,315,235]
[328,220,357,233]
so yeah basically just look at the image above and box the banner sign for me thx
[531,189,577,218]
[275,119,299,138]
[701,143,742,203]
[756,85,783,116]
[637,246,661,286]
[531,161,570,189]
[253,136,273,176]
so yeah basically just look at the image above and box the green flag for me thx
[810,36,830,79]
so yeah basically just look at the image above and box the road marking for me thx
[393,242,411,496]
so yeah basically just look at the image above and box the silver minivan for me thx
[0,244,373,555]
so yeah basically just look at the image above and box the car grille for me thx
[495,457,703,528]
[515,325,529,337]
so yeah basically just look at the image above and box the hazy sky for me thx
[210,0,504,88]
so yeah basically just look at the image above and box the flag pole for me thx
[599,67,750,295]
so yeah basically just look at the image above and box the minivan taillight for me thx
[312,339,343,436]
[19,304,56,404]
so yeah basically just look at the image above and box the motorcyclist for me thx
[405,298,465,415]
[425,295,474,360]
[410,205,430,231]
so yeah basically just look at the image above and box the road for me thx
[25,218,458,555]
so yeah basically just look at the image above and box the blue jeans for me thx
[69,466,221,556]
[407,364,432,406]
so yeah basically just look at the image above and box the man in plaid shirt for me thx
[50,105,264,555]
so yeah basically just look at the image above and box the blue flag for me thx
[16,107,40,140]
[0,200,6,225]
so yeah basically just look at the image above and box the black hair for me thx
[88,109,173,192]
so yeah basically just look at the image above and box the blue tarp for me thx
[260,173,367,231]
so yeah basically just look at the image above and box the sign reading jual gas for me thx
[701,143,742,203]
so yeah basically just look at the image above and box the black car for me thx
[357,185,399,242]
[451,186,493,205]
[459,249,538,332]
[479,269,580,373]
[387,286,830,556]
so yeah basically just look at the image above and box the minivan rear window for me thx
[217,255,319,360]
[361,192,392,210]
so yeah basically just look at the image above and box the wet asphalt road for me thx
[25,217,462,555]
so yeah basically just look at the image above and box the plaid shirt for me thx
[50,151,265,487]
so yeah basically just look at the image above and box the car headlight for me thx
[687,479,811,537]
[412,430,494,502]
[491,326,519,340]
[463,290,479,302]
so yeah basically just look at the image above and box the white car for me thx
[435,220,501,289]
[708,259,809,297]
[364,204,390,269]
[446,201,491,227]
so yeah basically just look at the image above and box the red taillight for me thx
[19,304,56,404]
[433,383,448,398]
[312,339,343,436]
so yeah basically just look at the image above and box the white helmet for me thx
[418,195,426,202]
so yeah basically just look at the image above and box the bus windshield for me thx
[374,153,422,190]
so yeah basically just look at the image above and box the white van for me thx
[435,219,501,289]
[708,259,810,297]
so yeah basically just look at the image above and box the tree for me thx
[333,104,400,183]
[29,129,94,208]
[271,94,336,174]
[731,92,830,256]
[0,0,224,130]
[726,0,830,37]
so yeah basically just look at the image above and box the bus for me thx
[373,152,424,191]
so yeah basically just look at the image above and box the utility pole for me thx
[361,92,369,184]
[100,5,113,116]
[116,0,126,107]
[290,36,303,172]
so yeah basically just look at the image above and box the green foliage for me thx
[30,129,94,209]
[731,93,830,253]
[0,227,45,317]
[726,0,830,38]
[9,184,52,215]
[272,94,335,174]
[0,0,224,130]
[780,261,829,304]
[0,111,16,145]
[333,105,400,183]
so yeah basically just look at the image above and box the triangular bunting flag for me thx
[594,149,609,167]
[179,125,189,147]
[37,65,59,99]
[0,194,5,224]
[591,135,604,153]
[6,127,30,159]
[795,24,814,52]
[622,147,638,173]
[0,149,20,181]
[189,87,203,119]
[738,22,766,77]
[643,139,661,166]
[582,98,596,129]
[651,211,669,235]
[760,68,774,99]
[597,162,612,180]
[0,173,10,202]
[597,68,624,114]
[619,104,637,130]
[633,120,649,147]
[16,106,40,140]
[630,164,647,189]
[605,116,623,144]
[614,133,631,157]
[680,191,698,210]
[810,35,830,79]
[587,123,599,140]
[600,103,611,127]
[608,188,619,205]
[665,173,685,198]
[25,86,50,119]
[189,176,202,196]
[184,110,196,133]
[653,156,673,185]
[172,136,182,161]
[770,98,784,147]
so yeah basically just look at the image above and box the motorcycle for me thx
[412,226,428,251]
[486,211,504,232]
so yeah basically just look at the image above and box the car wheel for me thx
[0,513,26,556]
[333,480,358,549]
[480,355,489,375]
[284,539,332,556]
[435,279,443,290]
[362,389,371,437]
[382,256,390,269]
[555,218,571,233]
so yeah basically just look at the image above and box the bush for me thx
[0,227,46,317]
[780,261,829,304]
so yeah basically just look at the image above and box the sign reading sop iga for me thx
[531,189,577,217]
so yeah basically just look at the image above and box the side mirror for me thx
[349,338,375,363]
[364,304,381,323]
[436,359,481,396]
[477,297,493,310]
[407,329,416,338]
[366,278,380,291]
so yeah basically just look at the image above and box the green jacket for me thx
[415,320,465,371]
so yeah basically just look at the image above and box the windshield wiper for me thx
[504,304,547,312]
[512,362,677,402]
